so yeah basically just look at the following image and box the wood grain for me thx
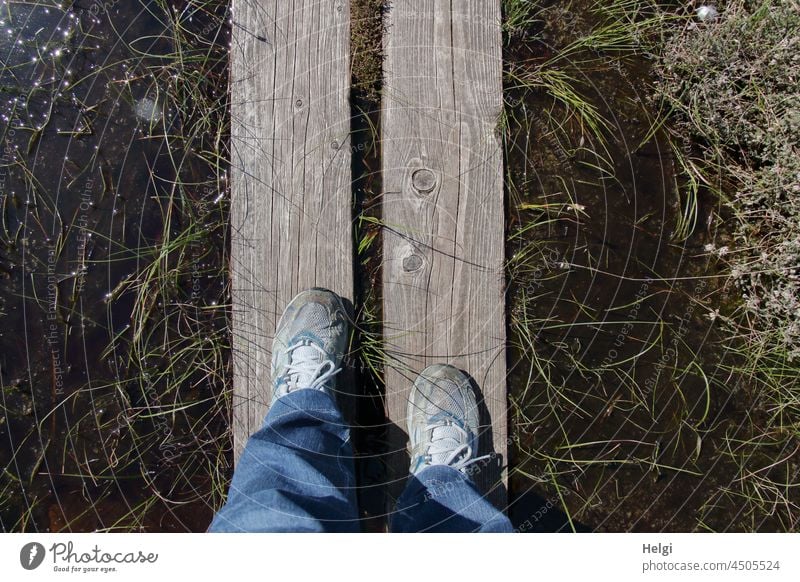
[381,0,508,508]
[230,0,353,461]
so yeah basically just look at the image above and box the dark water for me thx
[503,1,754,531]
[1,0,230,531]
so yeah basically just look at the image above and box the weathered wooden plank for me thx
[382,0,507,506]
[230,0,353,461]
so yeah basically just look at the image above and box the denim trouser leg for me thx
[391,465,513,532]
[208,389,359,532]
[208,387,512,532]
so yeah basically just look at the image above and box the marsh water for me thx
[503,1,752,531]
[1,0,229,531]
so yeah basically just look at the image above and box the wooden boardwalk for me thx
[230,1,354,460]
[381,1,507,505]
[231,0,507,512]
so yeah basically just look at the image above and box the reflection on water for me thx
[1,0,230,531]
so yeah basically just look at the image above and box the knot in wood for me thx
[411,168,437,194]
[403,254,423,272]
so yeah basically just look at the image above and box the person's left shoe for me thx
[407,364,489,476]
[270,288,349,404]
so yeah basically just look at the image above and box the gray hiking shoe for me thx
[407,364,488,475]
[270,288,349,403]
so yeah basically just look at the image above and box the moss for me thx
[350,0,385,104]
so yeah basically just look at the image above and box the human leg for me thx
[389,364,512,533]
[209,288,358,532]
[208,388,358,532]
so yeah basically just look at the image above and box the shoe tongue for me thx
[289,343,323,388]
[428,424,466,465]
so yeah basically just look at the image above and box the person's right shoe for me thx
[407,364,488,475]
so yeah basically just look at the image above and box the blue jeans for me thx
[209,389,512,532]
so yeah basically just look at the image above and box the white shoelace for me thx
[424,419,490,472]
[281,340,340,392]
